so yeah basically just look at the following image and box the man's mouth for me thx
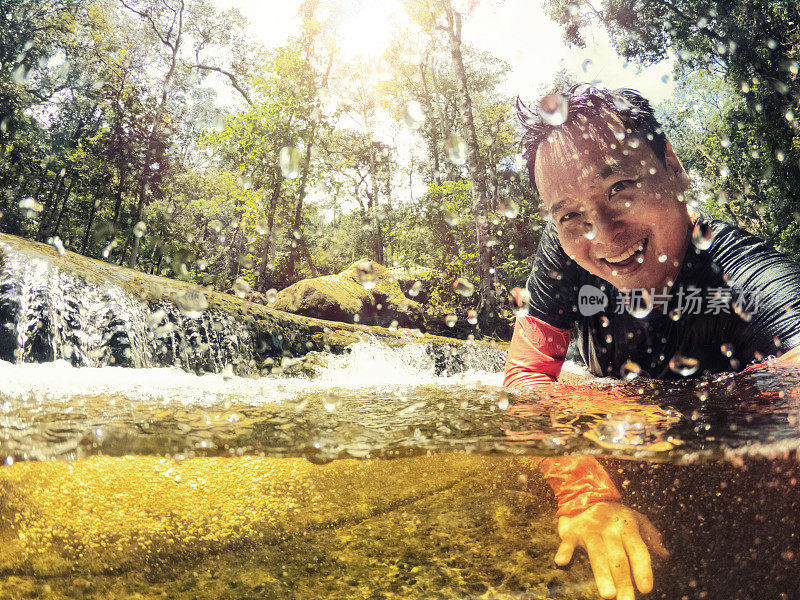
[601,238,648,270]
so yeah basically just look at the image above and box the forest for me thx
[1,0,798,336]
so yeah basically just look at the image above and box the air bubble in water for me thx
[133,221,147,238]
[620,359,642,381]
[401,100,426,130]
[467,309,478,325]
[669,354,699,376]
[539,94,568,126]
[175,289,208,318]
[280,146,301,179]
[445,314,457,327]
[233,277,250,299]
[453,278,474,297]
[445,134,467,165]
[692,222,714,250]
[408,280,423,297]
[356,259,377,289]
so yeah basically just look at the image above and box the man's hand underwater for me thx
[555,502,669,600]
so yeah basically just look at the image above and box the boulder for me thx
[272,259,425,328]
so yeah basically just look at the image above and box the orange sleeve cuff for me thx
[533,456,622,517]
[504,315,571,390]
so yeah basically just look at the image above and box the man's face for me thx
[534,118,692,292]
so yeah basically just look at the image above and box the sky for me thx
[209,0,675,104]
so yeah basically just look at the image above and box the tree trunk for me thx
[50,177,76,240]
[81,196,98,255]
[256,171,282,292]
[445,5,496,332]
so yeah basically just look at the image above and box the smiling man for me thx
[505,85,800,600]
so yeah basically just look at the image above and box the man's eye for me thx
[559,212,580,224]
[609,180,634,197]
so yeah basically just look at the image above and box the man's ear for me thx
[665,141,691,188]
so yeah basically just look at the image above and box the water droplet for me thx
[776,150,786,162]
[668,354,699,376]
[402,100,426,130]
[280,146,301,179]
[625,289,653,319]
[408,280,423,297]
[721,343,734,357]
[620,359,642,381]
[356,259,377,289]
[175,289,208,318]
[657,253,668,263]
[47,236,65,255]
[256,218,269,235]
[509,287,531,317]
[600,316,610,328]
[581,58,592,72]
[0,117,9,134]
[445,133,467,165]
[238,173,253,189]
[661,74,670,84]
[467,309,478,325]
[719,166,729,178]
[443,210,458,226]
[211,114,226,132]
[499,199,519,218]
[12,64,30,84]
[233,277,250,299]
[209,219,223,234]
[133,221,147,238]
[197,259,208,271]
[388,320,398,331]
[265,288,277,302]
[691,222,714,250]
[539,93,568,126]
[453,278,474,297]
[444,314,457,327]
[583,222,596,240]
[102,240,118,258]
[767,38,778,50]
[18,197,43,218]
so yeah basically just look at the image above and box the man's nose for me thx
[585,207,626,242]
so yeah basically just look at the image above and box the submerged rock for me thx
[272,259,425,329]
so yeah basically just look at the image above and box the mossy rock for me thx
[272,259,424,329]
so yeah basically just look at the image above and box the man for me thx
[505,84,800,600]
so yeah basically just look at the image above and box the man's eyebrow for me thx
[549,199,569,216]
[596,158,624,180]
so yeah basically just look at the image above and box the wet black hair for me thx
[517,84,668,194]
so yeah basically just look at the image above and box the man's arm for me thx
[505,315,667,600]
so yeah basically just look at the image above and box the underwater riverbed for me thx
[1,342,800,599]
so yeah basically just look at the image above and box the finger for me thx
[621,524,654,593]
[605,533,636,600]
[554,537,576,566]
[585,534,616,599]
[636,514,669,558]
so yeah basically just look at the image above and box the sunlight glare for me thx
[334,0,396,60]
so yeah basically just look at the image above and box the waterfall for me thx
[0,241,255,374]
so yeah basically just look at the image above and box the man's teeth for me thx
[605,241,645,264]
